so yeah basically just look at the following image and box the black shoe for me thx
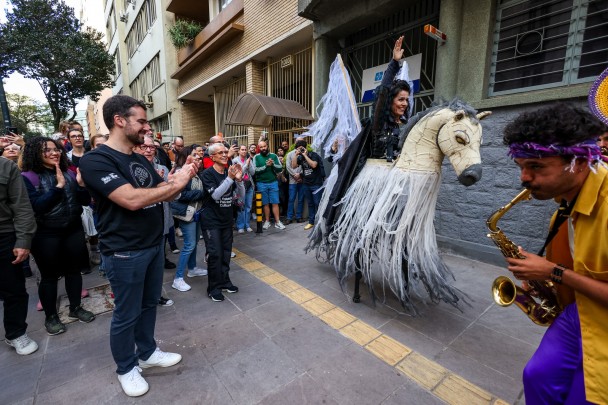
[164,260,176,269]
[158,296,174,306]
[208,291,225,302]
[222,285,239,294]
[45,314,67,335]
[284,219,292,225]
[68,305,96,323]
[296,218,305,223]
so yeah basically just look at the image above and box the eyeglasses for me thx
[43,148,63,155]
[138,145,156,150]
[70,134,84,139]
[5,147,20,151]
[214,151,229,156]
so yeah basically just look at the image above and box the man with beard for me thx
[503,103,608,404]
[253,140,285,229]
[79,95,199,397]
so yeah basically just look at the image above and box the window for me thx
[114,49,121,79]
[106,5,117,41]
[129,54,161,100]
[219,0,233,10]
[489,0,608,95]
[125,0,158,57]
[150,114,170,132]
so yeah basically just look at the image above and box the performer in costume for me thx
[503,103,608,405]
[306,36,487,314]
[589,66,608,157]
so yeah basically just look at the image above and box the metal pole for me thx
[0,78,12,130]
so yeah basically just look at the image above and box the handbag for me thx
[174,204,197,222]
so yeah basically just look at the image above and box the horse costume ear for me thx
[476,111,492,120]
[454,110,465,121]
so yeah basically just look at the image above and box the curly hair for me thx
[503,103,608,147]
[21,137,69,173]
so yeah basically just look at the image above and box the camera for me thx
[5,126,18,135]
[298,147,306,154]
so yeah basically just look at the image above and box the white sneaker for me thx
[230,251,236,258]
[187,267,208,277]
[171,278,191,292]
[251,213,257,220]
[171,248,180,254]
[238,229,244,234]
[262,221,271,230]
[5,333,38,355]
[275,221,286,230]
[175,228,183,237]
[139,347,182,369]
[117,366,149,397]
[246,227,253,232]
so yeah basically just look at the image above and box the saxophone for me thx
[486,189,561,326]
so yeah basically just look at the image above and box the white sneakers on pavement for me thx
[237,229,244,234]
[231,251,236,258]
[262,221,271,230]
[246,227,253,232]
[275,221,286,230]
[187,267,208,277]
[117,348,182,397]
[5,333,38,355]
[117,366,149,397]
[139,347,182,369]
[171,278,191,292]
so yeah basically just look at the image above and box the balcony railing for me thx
[171,0,244,80]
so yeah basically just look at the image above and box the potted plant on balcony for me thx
[168,19,204,49]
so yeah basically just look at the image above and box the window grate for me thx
[489,0,608,96]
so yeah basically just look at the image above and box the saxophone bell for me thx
[492,276,516,306]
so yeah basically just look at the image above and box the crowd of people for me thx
[0,93,326,397]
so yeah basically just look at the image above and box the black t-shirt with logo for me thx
[297,151,324,186]
[79,145,164,255]
[201,167,234,230]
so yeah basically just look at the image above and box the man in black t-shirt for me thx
[79,95,198,398]
[201,143,245,302]
[293,140,324,231]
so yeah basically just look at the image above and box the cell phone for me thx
[232,139,238,147]
[5,127,18,135]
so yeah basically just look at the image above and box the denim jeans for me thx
[175,220,200,279]
[236,186,254,230]
[303,184,322,224]
[103,243,164,375]
[287,183,304,220]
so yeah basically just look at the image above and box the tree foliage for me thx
[5,93,54,136]
[0,0,114,129]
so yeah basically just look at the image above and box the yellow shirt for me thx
[569,165,608,404]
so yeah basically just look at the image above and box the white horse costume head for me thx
[396,100,490,186]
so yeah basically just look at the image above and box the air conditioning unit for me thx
[118,11,128,23]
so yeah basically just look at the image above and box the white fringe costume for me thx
[327,106,489,314]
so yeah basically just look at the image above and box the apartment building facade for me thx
[167,0,313,147]
[104,0,182,142]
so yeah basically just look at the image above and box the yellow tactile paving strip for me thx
[231,248,508,405]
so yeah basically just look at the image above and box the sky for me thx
[1,0,105,108]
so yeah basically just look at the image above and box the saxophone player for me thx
[503,103,608,405]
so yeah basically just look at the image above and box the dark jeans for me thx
[303,184,322,225]
[0,232,29,340]
[287,183,304,220]
[31,222,87,317]
[202,227,233,295]
[103,243,164,375]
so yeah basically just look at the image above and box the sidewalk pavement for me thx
[0,221,542,404]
